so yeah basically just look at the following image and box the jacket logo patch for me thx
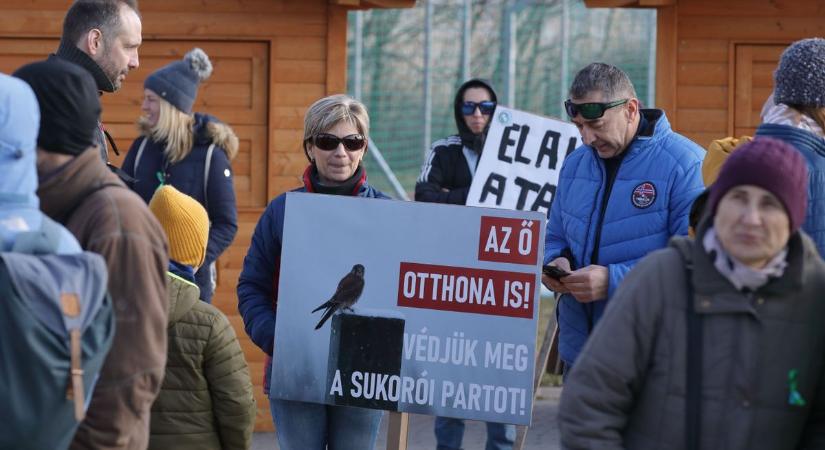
[631,182,656,209]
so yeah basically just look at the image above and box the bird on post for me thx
[312,264,365,330]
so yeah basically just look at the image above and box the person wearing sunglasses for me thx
[542,62,704,378]
[416,78,516,449]
[237,94,388,450]
[415,78,500,207]
[560,138,825,450]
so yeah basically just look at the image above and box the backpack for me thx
[0,218,115,450]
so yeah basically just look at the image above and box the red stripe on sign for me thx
[477,216,540,266]
[397,262,534,319]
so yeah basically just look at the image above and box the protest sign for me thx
[466,106,581,215]
[270,193,544,425]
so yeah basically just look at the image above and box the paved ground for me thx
[251,387,560,450]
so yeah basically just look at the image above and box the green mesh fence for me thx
[347,1,656,197]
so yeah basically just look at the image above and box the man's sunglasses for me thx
[462,101,497,116]
[307,133,366,151]
[564,99,628,120]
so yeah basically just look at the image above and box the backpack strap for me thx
[203,143,215,209]
[103,128,121,157]
[133,136,148,175]
[68,328,84,420]
[684,255,702,450]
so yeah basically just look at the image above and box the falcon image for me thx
[312,264,365,330]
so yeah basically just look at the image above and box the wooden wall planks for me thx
[654,0,823,148]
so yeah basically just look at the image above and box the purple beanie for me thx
[708,137,808,233]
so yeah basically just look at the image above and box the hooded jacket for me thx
[37,149,169,450]
[0,73,79,253]
[415,78,498,204]
[149,273,255,450]
[559,220,825,450]
[122,113,239,302]
[544,110,704,366]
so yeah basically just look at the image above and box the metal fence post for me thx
[461,0,472,82]
[560,0,570,113]
[423,0,433,159]
[646,9,657,107]
[353,11,364,101]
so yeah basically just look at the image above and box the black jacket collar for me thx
[54,40,115,93]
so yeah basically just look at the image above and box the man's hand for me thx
[541,257,571,294]
[563,265,609,303]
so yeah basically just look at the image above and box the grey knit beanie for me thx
[144,48,212,114]
[774,38,825,107]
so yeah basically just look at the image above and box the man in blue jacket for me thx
[543,62,704,373]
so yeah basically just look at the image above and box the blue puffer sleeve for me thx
[204,147,238,265]
[668,149,705,237]
[544,171,569,265]
[237,197,283,356]
[607,261,635,299]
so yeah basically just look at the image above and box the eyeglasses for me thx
[307,133,366,151]
[461,101,496,116]
[564,99,628,120]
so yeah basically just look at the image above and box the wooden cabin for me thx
[0,0,413,431]
[585,0,825,148]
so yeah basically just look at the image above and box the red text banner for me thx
[478,216,540,266]
[397,262,534,319]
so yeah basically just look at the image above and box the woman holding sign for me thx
[237,94,389,449]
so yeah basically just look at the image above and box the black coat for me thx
[415,78,498,204]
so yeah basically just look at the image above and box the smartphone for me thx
[542,265,571,279]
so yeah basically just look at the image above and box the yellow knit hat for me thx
[149,185,209,268]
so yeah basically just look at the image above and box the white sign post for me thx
[466,106,581,215]
[271,193,545,426]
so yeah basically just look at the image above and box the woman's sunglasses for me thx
[564,99,628,120]
[307,133,366,151]
[462,101,497,116]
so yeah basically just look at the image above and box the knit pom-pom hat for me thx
[144,47,213,114]
[774,38,825,107]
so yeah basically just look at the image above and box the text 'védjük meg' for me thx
[396,262,534,319]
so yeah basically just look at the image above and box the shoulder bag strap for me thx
[203,143,215,209]
[685,259,702,450]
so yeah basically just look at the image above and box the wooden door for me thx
[731,43,787,137]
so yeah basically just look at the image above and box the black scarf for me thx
[54,39,115,93]
[307,165,364,196]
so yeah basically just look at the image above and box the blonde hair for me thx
[139,97,194,164]
[796,105,825,134]
[302,94,369,161]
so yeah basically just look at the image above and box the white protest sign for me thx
[467,106,581,215]
[271,193,545,425]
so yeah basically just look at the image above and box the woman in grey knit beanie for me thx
[120,47,240,304]
[756,37,825,257]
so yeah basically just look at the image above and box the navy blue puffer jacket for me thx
[122,113,239,302]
